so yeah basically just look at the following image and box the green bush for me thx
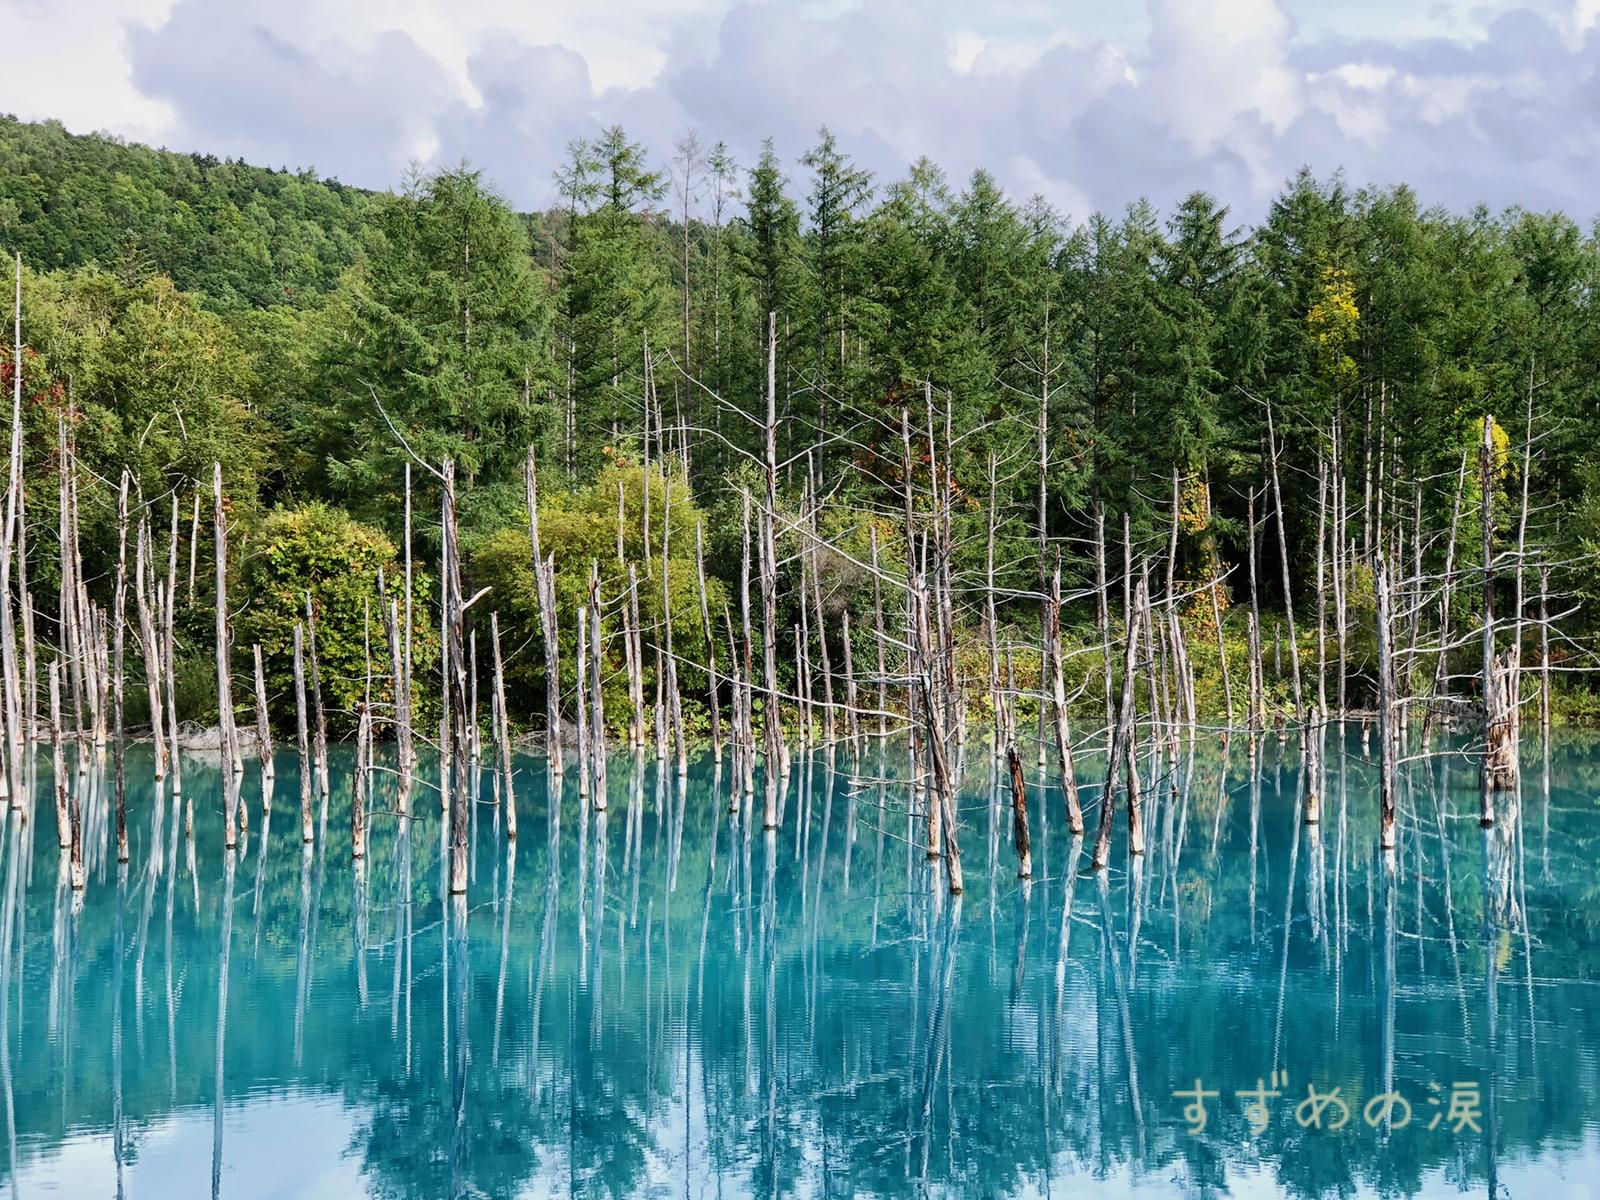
[240,502,434,731]
[470,462,725,735]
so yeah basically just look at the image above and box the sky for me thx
[3,0,1599,221]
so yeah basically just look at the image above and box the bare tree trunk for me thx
[841,609,861,747]
[134,516,167,779]
[696,519,722,762]
[442,461,471,894]
[58,417,85,775]
[1510,379,1535,748]
[253,643,274,779]
[986,455,1003,747]
[576,605,590,802]
[113,471,130,861]
[214,464,239,849]
[1375,552,1396,850]
[1096,506,1114,749]
[1036,316,1050,768]
[626,566,645,751]
[796,623,812,748]
[760,314,782,829]
[1314,450,1329,720]
[588,563,609,808]
[1480,416,1512,808]
[6,257,29,772]
[806,456,836,743]
[1093,575,1145,871]
[525,450,563,774]
[305,593,328,804]
[1264,403,1304,729]
[18,526,34,759]
[911,570,962,894]
[870,527,888,739]
[380,573,410,812]
[1422,451,1469,743]
[352,700,369,859]
[468,632,480,774]
[659,459,686,777]
[164,496,182,800]
[1332,410,1349,724]
[293,623,312,842]
[1246,491,1264,745]
[188,493,200,606]
[1047,555,1084,834]
[50,661,67,847]
[1007,743,1031,879]
[1538,568,1551,743]
[739,493,756,798]
[403,463,414,776]
[0,258,25,814]
[1209,562,1234,729]
[490,612,516,840]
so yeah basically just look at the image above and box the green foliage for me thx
[239,503,434,729]
[13,265,268,581]
[319,167,553,529]
[471,462,724,733]
[5,114,1600,727]
[0,115,372,308]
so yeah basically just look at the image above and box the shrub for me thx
[240,502,433,730]
[470,462,725,735]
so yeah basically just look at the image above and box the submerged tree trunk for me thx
[1047,557,1084,834]
[1480,416,1514,807]
[293,623,312,843]
[1375,552,1397,850]
[490,612,517,840]
[214,464,239,849]
[1007,743,1031,879]
[1093,575,1145,871]
[113,472,130,862]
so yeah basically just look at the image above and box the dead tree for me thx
[214,464,240,848]
[112,471,130,862]
[442,460,471,893]
[490,611,517,840]
[293,623,312,843]
[588,563,609,807]
[1047,556,1084,834]
[1264,402,1305,729]
[253,644,274,779]
[49,662,67,847]
[526,450,563,774]
[1480,416,1515,804]
[133,516,167,780]
[1375,551,1397,850]
[1093,575,1146,871]
[1007,743,1032,879]
[695,519,722,762]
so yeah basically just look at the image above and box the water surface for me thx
[1,728,1596,1198]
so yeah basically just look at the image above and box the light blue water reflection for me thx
[0,728,1596,1198]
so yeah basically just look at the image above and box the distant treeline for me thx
[2,113,1597,723]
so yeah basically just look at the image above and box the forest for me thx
[2,110,1598,752]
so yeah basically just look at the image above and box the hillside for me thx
[0,115,375,307]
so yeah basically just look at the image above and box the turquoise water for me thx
[0,729,1596,1198]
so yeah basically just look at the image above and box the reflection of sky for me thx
[11,1092,367,1199]
[12,1084,1600,1196]
[9,732,1600,1196]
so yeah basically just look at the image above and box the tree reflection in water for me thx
[0,728,1596,1198]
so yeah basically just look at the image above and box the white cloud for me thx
[0,0,1596,222]
[0,0,175,140]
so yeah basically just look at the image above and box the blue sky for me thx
[3,0,1597,220]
